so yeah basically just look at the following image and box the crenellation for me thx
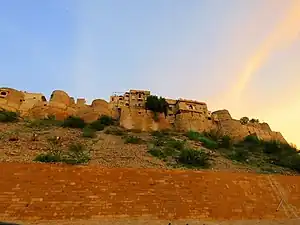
[0,87,287,143]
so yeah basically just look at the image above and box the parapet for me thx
[129,90,150,95]
[212,109,232,121]
[76,98,86,106]
[50,90,71,106]
[92,99,108,108]
[177,98,207,105]
[166,99,177,105]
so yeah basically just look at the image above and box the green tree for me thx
[145,95,169,117]
[250,118,259,123]
[240,117,249,125]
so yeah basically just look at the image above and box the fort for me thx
[0,87,287,143]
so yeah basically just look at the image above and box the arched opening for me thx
[41,96,47,101]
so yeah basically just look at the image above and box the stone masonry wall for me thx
[119,107,170,131]
[1,163,300,221]
[0,87,287,143]
[173,112,214,132]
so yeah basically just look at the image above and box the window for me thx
[188,104,193,110]
[0,91,7,96]
[138,93,142,98]
[41,96,46,101]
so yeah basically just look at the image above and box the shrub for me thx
[62,116,86,129]
[34,152,62,163]
[125,136,143,144]
[0,110,19,122]
[98,115,114,126]
[166,139,185,151]
[186,130,202,141]
[104,127,124,136]
[151,130,169,138]
[178,149,210,168]
[89,120,105,131]
[82,127,96,138]
[229,148,249,162]
[277,154,300,172]
[244,135,260,144]
[34,141,91,165]
[26,117,62,128]
[152,137,166,147]
[198,136,218,149]
[63,143,91,165]
[263,140,281,154]
[219,135,232,148]
[250,118,259,123]
[148,147,165,159]
[34,138,63,163]
[240,117,249,125]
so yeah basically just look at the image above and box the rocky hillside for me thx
[0,110,299,175]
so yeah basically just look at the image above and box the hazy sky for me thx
[1,0,300,145]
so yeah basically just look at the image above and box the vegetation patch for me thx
[145,95,169,120]
[89,115,115,131]
[0,109,19,122]
[62,143,91,165]
[105,127,125,136]
[151,130,170,138]
[218,135,232,148]
[186,130,218,149]
[124,135,144,144]
[198,136,218,149]
[82,126,96,138]
[62,116,86,129]
[26,116,62,128]
[178,148,210,168]
[34,141,91,165]
[148,134,210,169]
[89,120,105,131]
[228,148,249,162]
[244,135,261,144]
[186,130,201,141]
[98,115,114,126]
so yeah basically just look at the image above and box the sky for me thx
[0,0,300,146]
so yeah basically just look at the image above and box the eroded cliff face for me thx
[0,87,287,144]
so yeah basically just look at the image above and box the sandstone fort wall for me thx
[0,87,287,143]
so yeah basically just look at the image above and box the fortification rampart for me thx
[0,87,287,143]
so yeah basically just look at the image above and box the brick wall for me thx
[1,163,299,222]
